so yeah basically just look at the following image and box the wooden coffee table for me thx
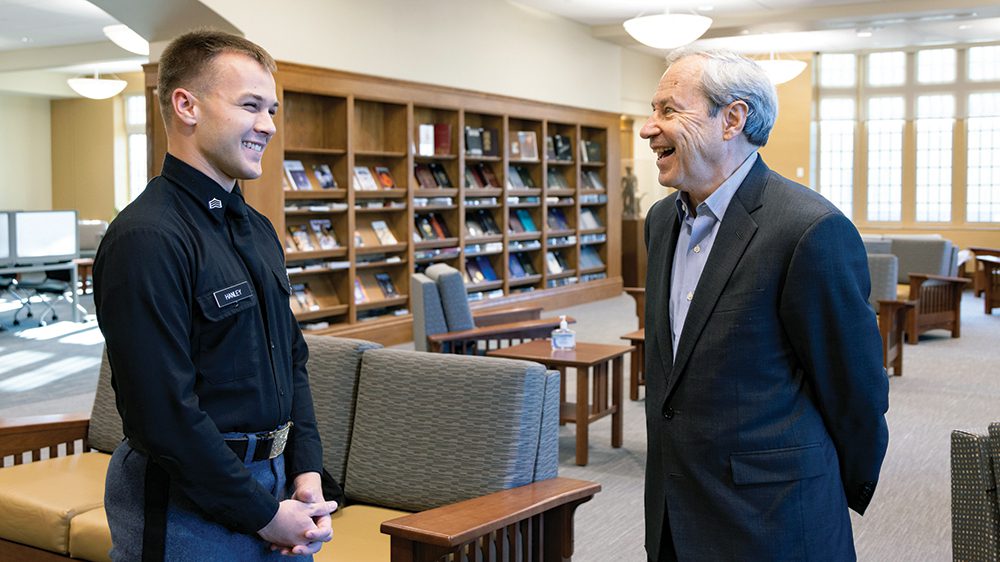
[488,340,633,466]
[620,329,645,400]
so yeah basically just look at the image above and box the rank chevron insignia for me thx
[208,198,222,210]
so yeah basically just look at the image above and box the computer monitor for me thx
[0,212,11,267]
[12,210,79,265]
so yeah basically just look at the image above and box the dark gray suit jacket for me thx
[643,157,889,561]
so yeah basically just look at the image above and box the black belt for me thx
[225,421,292,463]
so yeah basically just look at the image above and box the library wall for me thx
[0,94,51,210]
[758,53,813,187]
[50,97,117,221]
[202,0,651,114]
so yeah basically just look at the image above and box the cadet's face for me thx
[193,53,277,186]
[638,56,726,194]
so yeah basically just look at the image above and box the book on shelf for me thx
[545,136,557,160]
[476,209,500,234]
[546,168,570,189]
[289,283,320,312]
[477,163,500,187]
[373,166,397,189]
[284,232,297,253]
[309,219,339,250]
[546,208,570,230]
[428,163,452,187]
[418,124,435,156]
[283,160,312,190]
[512,165,535,188]
[506,164,524,189]
[465,216,485,237]
[481,127,499,157]
[312,164,338,189]
[429,213,450,238]
[464,126,483,156]
[374,272,400,298]
[353,276,369,303]
[465,166,484,188]
[580,246,605,269]
[554,134,573,161]
[353,166,380,191]
[507,211,525,233]
[370,220,398,245]
[508,253,526,277]
[508,136,521,159]
[434,123,451,155]
[517,131,539,161]
[580,208,602,230]
[519,253,538,275]
[476,255,498,281]
[584,169,605,190]
[287,224,315,252]
[580,139,602,162]
[414,164,437,189]
[465,258,485,283]
[545,251,563,274]
[415,215,437,240]
[515,208,537,232]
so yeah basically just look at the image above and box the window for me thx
[818,98,855,218]
[969,45,1000,82]
[967,92,1000,222]
[915,95,954,222]
[866,97,904,221]
[124,95,147,202]
[819,53,856,88]
[868,51,906,87]
[917,49,956,84]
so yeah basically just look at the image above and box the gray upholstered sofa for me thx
[0,336,597,561]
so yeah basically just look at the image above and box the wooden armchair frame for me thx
[977,255,1000,315]
[877,300,914,376]
[624,287,645,329]
[0,414,599,562]
[904,274,970,344]
[427,306,569,354]
[969,247,1000,298]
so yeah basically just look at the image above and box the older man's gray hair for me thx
[665,47,778,147]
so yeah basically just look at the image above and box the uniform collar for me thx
[160,153,239,224]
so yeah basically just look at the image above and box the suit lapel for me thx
[665,157,769,398]
[653,204,681,380]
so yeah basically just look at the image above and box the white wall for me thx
[0,94,52,210]
[202,0,661,114]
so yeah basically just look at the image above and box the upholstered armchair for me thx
[950,422,1000,559]
[412,264,567,354]
[889,238,970,344]
[867,254,913,376]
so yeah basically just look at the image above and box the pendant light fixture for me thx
[67,71,128,100]
[623,10,713,50]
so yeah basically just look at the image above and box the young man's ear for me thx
[721,100,749,141]
[171,88,199,127]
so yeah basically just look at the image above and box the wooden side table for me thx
[620,328,645,400]
[73,258,94,295]
[488,340,633,466]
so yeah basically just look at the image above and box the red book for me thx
[434,123,451,156]
[429,213,448,239]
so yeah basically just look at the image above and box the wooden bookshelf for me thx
[145,61,621,345]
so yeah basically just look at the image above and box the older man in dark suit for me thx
[639,48,889,561]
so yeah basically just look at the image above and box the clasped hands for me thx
[258,472,338,556]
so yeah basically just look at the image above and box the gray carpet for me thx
[2,291,998,560]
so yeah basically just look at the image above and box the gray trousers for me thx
[105,439,312,561]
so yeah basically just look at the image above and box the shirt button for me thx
[693,245,701,253]
[686,291,693,301]
[270,341,276,350]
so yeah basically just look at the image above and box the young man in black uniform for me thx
[94,30,338,560]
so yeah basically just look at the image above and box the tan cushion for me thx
[315,504,410,562]
[897,284,910,300]
[0,452,109,554]
[69,507,112,562]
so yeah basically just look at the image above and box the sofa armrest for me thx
[473,305,544,327]
[381,477,599,560]
[0,413,91,463]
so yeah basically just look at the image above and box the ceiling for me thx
[2,0,1000,97]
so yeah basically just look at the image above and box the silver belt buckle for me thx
[263,421,292,460]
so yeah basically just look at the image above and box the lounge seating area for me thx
[0,336,598,561]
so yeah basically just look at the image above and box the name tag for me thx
[213,281,252,308]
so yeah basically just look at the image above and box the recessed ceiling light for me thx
[857,29,873,38]
[698,5,714,11]
[20,37,31,43]
[959,24,972,30]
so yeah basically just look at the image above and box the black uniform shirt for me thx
[94,153,323,533]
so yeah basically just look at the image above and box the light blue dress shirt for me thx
[669,152,758,357]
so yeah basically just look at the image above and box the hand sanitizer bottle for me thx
[551,315,576,350]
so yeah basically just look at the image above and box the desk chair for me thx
[12,270,73,326]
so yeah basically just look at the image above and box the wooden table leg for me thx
[558,366,567,426]
[612,356,623,448]
[575,367,589,466]
[629,348,639,400]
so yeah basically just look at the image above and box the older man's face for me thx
[639,56,730,194]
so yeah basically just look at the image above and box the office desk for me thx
[0,261,83,323]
